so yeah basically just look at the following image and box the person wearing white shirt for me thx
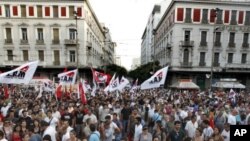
[202,120,214,141]
[221,123,230,141]
[185,115,198,138]
[42,121,57,141]
[44,110,58,128]
[83,110,98,124]
[61,119,73,141]
[52,106,61,120]
[227,109,237,125]
[0,102,11,117]
[134,117,143,141]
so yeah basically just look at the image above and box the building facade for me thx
[0,0,115,80]
[149,0,250,90]
[131,57,141,70]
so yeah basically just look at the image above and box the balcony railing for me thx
[64,39,77,45]
[228,42,235,47]
[200,41,207,47]
[36,40,44,44]
[213,62,220,67]
[199,62,206,66]
[201,19,208,24]
[5,39,13,44]
[214,41,221,47]
[185,18,192,23]
[180,41,194,47]
[87,41,92,50]
[242,42,249,48]
[66,61,77,66]
[20,39,28,44]
[180,62,192,68]
[52,40,60,44]
[53,61,60,65]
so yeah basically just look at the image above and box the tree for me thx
[100,64,128,77]
[128,61,161,84]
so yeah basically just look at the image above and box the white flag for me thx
[140,66,169,90]
[104,73,116,93]
[118,76,130,92]
[58,69,77,85]
[0,61,39,84]
[109,77,120,92]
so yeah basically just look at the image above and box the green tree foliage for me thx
[101,64,128,77]
[128,61,161,84]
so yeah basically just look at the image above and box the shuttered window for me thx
[13,6,18,16]
[61,7,66,17]
[53,6,58,18]
[29,6,34,16]
[21,5,26,17]
[38,50,44,61]
[177,8,184,21]
[23,50,29,61]
[238,11,244,24]
[77,7,82,17]
[224,10,230,23]
[45,7,50,16]
[193,9,200,22]
[37,5,42,17]
[69,6,74,18]
[53,28,59,40]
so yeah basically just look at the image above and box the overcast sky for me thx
[89,0,162,70]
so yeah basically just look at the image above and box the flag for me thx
[91,77,97,97]
[104,73,116,93]
[229,89,236,99]
[58,69,77,85]
[118,76,130,92]
[130,78,138,93]
[140,66,169,90]
[79,82,87,104]
[0,61,39,84]
[109,77,120,92]
[56,85,62,99]
[36,85,43,100]
[3,85,9,99]
[91,68,110,84]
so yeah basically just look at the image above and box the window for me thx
[53,28,59,43]
[12,6,18,16]
[23,50,29,61]
[54,50,60,64]
[224,10,230,24]
[202,9,208,23]
[200,31,207,46]
[6,28,12,40]
[243,33,249,43]
[228,53,233,63]
[5,5,10,17]
[238,11,244,24]
[69,28,76,40]
[7,50,13,61]
[69,6,74,18]
[214,53,220,65]
[199,52,206,66]
[216,10,223,24]
[230,10,237,25]
[37,28,43,40]
[21,28,28,40]
[245,11,250,25]
[37,5,42,17]
[38,50,44,61]
[193,9,200,22]
[45,7,50,16]
[29,6,34,16]
[215,32,221,45]
[177,8,184,21]
[183,49,189,64]
[229,32,235,43]
[53,6,58,18]
[77,7,82,17]
[184,30,190,41]
[241,53,247,64]
[185,8,192,23]
[69,50,76,62]
[21,5,26,17]
[61,7,66,17]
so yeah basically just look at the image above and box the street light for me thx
[210,8,221,92]
[73,11,79,80]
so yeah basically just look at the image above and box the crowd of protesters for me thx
[0,85,250,141]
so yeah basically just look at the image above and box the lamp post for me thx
[210,8,221,92]
[73,11,79,80]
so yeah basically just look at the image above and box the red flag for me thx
[91,68,110,84]
[79,82,87,104]
[3,85,9,99]
[56,85,62,99]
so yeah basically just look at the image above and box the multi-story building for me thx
[146,0,250,89]
[131,57,141,70]
[0,0,115,80]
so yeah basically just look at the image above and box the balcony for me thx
[180,62,192,68]
[36,40,44,45]
[20,39,28,44]
[201,19,208,24]
[230,20,237,25]
[64,39,77,45]
[180,41,194,47]
[53,61,60,65]
[52,40,60,44]
[228,42,235,48]
[5,39,13,44]
[226,63,250,69]
[87,41,92,50]
[166,43,172,48]
[184,18,192,23]
[242,42,249,48]
[66,61,77,66]
[213,62,220,67]
[214,41,221,47]
[200,41,207,47]
[199,62,206,66]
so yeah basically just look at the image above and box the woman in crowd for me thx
[193,128,203,141]
[210,127,224,141]
[12,124,22,141]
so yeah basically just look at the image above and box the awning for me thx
[212,81,246,89]
[170,79,200,89]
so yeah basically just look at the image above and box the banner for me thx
[104,73,116,93]
[91,68,111,84]
[140,66,169,90]
[109,77,120,92]
[58,69,77,85]
[118,76,130,92]
[78,82,87,104]
[0,61,39,84]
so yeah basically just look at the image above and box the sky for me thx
[89,0,162,70]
